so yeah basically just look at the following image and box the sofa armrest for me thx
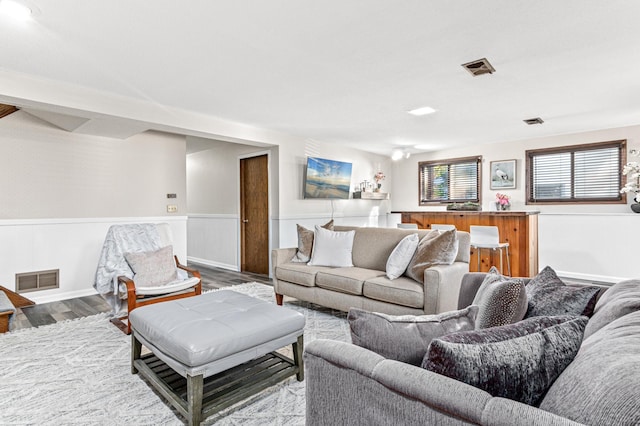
[423,262,470,314]
[271,248,297,284]
[457,272,488,309]
[305,339,491,425]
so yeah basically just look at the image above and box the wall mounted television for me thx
[304,156,352,199]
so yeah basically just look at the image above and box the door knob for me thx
[243,219,249,223]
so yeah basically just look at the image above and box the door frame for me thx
[238,150,272,275]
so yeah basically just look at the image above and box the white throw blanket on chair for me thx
[93,223,163,314]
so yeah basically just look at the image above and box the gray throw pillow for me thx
[422,315,588,406]
[405,229,458,282]
[583,279,640,339]
[386,233,419,280]
[348,306,478,366]
[124,245,177,288]
[472,266,527,329]
[290,220,333,262]
[525,266,600,318]
[540,311,640,425]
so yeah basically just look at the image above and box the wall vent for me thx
[461,58,496,76]
[16,269,59,293]
[524,117,544,125]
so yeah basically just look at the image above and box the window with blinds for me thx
[419,156,481,205]
[526,140,626,204]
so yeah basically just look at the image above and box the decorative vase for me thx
[374,183,381,192]
[631,204,640,213]
[496,202,511,211]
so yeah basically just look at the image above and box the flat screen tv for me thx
[304,156,352,199]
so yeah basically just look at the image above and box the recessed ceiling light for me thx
[414,144,433,150]
[407,106,436,116]
[0,0,32,20]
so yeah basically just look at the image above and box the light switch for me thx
[167,205,178,213]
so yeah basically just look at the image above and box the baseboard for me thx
[187,257,239,272]
[26,288,100,305]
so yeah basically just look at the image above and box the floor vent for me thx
[16,269,59,293]
[461,58,496,76]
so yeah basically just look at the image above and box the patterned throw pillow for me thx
[290,220,334,263]
[472,266,528,329]
[405,229,458,282]
[348,306,478,366]
[525,266,600,318]
[386,233,419,280]
[124,245,177,288]
[422,315,588,406]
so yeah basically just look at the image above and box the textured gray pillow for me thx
[540,311,640,425]
[291,220,334,262]
[386,233,419,280]
[422,315,588,406]
[124,245,177,288]
[405,229,458,282]
[472,266,527,329]
[525,266,600,318]
[583,279,640,339]
[348,306,478,366]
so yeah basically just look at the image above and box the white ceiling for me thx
[1,0,640,156]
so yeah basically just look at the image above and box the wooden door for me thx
[240,154,269,274]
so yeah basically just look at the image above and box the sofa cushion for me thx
[307,226,355,267]
[422,315,588,406]
[583,279,640,339]
[348,305,478,366]
[363,276,424,309]
[291,220,333,263]
[525,266,600,318]
[275,263,333,287]
[124,245,177,288]
[540,310,640,425]
[405,229,458,283]
[386,233,419,280]
[316,268,385,296]
[472,266,528,329]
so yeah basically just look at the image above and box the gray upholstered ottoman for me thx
[129,290,305,426]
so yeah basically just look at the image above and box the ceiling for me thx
[1,1,640,156]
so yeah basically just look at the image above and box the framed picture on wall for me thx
[490,159,516,189]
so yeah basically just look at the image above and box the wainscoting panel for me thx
[538,213,635,284]
[187,214,239,271]
[0,217,188,304]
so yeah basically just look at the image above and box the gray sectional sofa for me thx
[272,226,471,315]
[305,273,640,426]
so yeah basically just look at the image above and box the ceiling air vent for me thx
[462,58,495,76]
[523,117,544,125]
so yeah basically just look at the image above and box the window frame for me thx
[418,155,482,206]
[525,139,627,205]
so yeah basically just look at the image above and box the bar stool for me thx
[470,225,511,276]
[397,223,419,229]
[430,224,456,231]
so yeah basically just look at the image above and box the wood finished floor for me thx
[11,265,272,331]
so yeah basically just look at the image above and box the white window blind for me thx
[527,140,625,203]
[419,156,480,205]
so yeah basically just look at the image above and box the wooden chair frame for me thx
[110,256,202,335]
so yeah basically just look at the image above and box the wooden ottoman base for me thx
[132,333,304,425]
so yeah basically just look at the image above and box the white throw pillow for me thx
[307,226,355,267]
[386,233,419,280]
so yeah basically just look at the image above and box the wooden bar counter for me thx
[397,211,539,278]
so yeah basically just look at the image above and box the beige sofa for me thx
[272,226,470,315]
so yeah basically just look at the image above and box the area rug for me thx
[0,283,349,425]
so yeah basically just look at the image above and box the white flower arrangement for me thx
[620,150,640,203]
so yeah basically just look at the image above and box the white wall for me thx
[185,137,392,270]
[391,125,640,282]
[0,112,189,302]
